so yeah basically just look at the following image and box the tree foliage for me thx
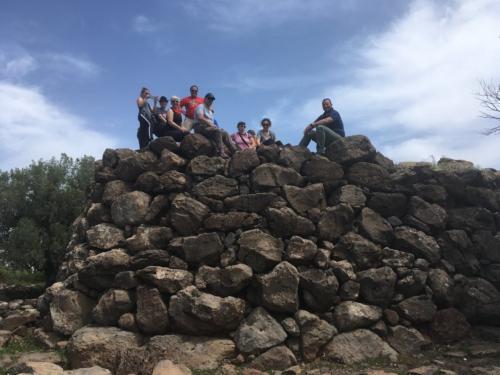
[0,154,94,284]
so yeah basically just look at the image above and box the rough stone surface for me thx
[50,289,96,336]
[393,226,441,264]
[135,285,169,334]
[111,191,151,227]
[295,309,337,361]
[238,229,284,273]
[333,301,383,332]
[255,262,300,313]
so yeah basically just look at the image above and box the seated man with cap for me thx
[193,93,237,158]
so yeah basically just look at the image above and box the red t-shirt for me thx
[180,96,204,119]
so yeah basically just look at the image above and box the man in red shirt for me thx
[180,85,204,131]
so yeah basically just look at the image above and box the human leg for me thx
[182,118,194,132]
[221,130,237,154]
[299,130,317,148]
[317,125,342,152]
[137,118,150,149]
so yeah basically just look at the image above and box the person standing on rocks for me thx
[299,98,345,154]
[180,85,204,132]
[231,121,257,150]
[136,86,157,148]
[193,92,237,158]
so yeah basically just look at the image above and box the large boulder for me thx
[317,204,355,241]
[448,207,496,233]
[86,224,125,251]
[393,226,441,264]
[224,193,278,213]
[283,183,326,214]
[49,288,95,336]
[408,196,447,232]
[187,155,226,176]
[130,250,170,270]
[195,264,253,296]
[326,135,376,165]
[438,230,480,275]
[254,262,300,313]
[333,301,383,332]
[192,175,239,199]
[168,286,246,335]
[170,194,210,236]
[336,232,383,270]
[92,289,134,326]
[179,133,215,159]
[173,232,224,266]
[252,163,304,189]
[148,136,179,156]
[301,155,344,183]
[295,309,337,361]
[78,249,131,290]
[397,296,437,324]
[228,148,260,176]
[111,191,151,227]
[238,229,283,273]
[267,207,315,237]
[233,307,287,354]
[278,146,312,172]
[386,325,428,354]
[347,162,390,190]
[67,327,142,372]
[359,207,393,246]
[457,277,500,324]
[285,236,318,265]
[136,266,193,294]
[430,308,470,343]
[427,268,455,307]
[135,285,169,334]
[299,267,339,312]
[323,329,398,364]
[102,180,131,206]
[330,184,366,209]
[249,345,297,371]
[368,192,407,218]
[146,335,236,371]
[125,225,172,254]
[357,267,397,306]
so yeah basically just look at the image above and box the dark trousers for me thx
[160,128,186,142]
[195,124,236,155]
[137,117,151,149]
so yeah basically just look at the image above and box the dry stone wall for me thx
[39,134,500,374]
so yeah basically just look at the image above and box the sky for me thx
[1,0,500,170]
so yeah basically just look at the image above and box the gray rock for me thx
[330,184,366,209]
[234,307,287,354]
[299,267,339,312]
[249,345,297,370]
[136,266,193,294]
[224,193,278,213]
[169,286,246,335]
[285,236,318,265]
[438,230,479,275]
[125,225,172,253]
[193,175,239,199]
[204,212,263,232]
[326,135,376,165]
[283,183,326,215]
[457,277,500,324]
[323,329,398,364]
[448,207,495,233]
[176,232,224,266]
[295,309,337,361]
[278,146,312,172]
[180,134,215,159]
[357,267,397,306]
[347,162,390,190]
[170,194,210,235]
[78,249,131,290]
[336,232,383,270]
[130,249,170,270]
[387,325,428,354]
[111,191,151,227]
[382,247,415,268]
[252,163,304,189]
[92,289,134,326]
[359,207,393,246]
[396,269,428,297]
[157,148,187,173]
[195,264,253,296]
[135,285,169,334]
[102,180,131,206]
[238,229,284,273]
[428,268,455,307]
[333,301,382,332]
[339,280,360,301]
[158,170,190,192]
[393,226,441,264]
[368,192,407,218]
[255,262,300,313]
[397,295,437,324]
[187,155,226,176]
[301,155,344,183]
[317,204,355,242]
[86,224,125,251]
[229,148,261,177]
[267,207,316,238]
[408,196,447,232]
[430,308,470,343]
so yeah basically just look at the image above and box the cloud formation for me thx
[132,15,163,33]
[291,0,500,167]
[0,82,117,170]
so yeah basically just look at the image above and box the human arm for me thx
[196,106,216,127]
[167,110,188,131]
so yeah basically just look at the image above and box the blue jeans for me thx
[299,125,342,153]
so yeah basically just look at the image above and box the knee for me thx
[316,125,327,132]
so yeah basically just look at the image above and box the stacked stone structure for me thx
[39,134,500,374]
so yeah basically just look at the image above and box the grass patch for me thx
[0,266,44,285]
[0,334,45,357]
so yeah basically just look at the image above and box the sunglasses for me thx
[262,123,270,127]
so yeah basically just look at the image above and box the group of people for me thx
[136,85,345,158]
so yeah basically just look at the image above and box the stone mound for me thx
[36,134,500,374]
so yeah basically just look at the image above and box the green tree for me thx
[0,154,94,284]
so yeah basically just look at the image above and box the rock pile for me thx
[37,134,500,374]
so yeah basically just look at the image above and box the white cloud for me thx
[287,0,500,168]
[0,53,37,79]
[44,53,100,78]
[132,15,162,33]
[183,0,337,32]
[0,82,117,170]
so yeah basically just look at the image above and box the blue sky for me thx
[1,0,500,170]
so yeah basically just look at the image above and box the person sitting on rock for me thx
[193,93,237,158]
[231,121,256,150]
[299,98,345,154]
[136,86,157,148]
[247,129,260,147]
[180,85,204,132]
[257,118,278,146]
[163,95,189,141]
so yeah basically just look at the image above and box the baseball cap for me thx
[205,92,216,100]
